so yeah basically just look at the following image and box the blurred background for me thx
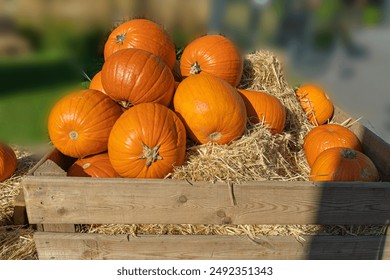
[0,0,389,146]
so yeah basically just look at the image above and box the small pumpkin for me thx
[310,147,379,182]
[173,73,247,145]
[295,84,334,125]
[238,89,286,134]
[101,48,175,109]
[304,124,362,167]
[104,19,176,70]
[89,71,106,94]
[0,143,17,182]
[48,89,123,158]
[180,34,243,87]
[108,103,186,178]
[67,153,119,178]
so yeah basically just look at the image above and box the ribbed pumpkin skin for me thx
[0,143,17,181]
[104,19,176,70]
[310,147,379,182]
[238,89,286,134]
[173,73,247,145]
[48,89,123,158]
[101,48,175,108]
[67,153,119,178]
[108,103,187,178]
[304,124,362,167]
[296,85,334,125]
[180,35,243,87]
[89,71,106,94]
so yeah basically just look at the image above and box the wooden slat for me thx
[333,106,390,181]
[34,232,390,260]
[33,160,66,176]
[23,177,390,225]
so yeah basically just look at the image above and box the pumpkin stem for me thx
[341,148,356,159]
[116,33,126,45]
[208,132,222,142]
[82,163,91,169]
[190,61,202,75]
[68,130,79,141]
[118,100,133,109]
[139,143,163,167]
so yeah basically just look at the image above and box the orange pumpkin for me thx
[295,84,334,125]
[173,73,247,145]
[310,147,379,182]
[89,71,106,94]
[0,143,17,181]
[108,103,187,178]
[304,124,362,167]
[101,48,175,109]
[48,89,123,158]
[238,89,286,134]
[180,34,243,87]
[67,153,119,178]
[104,19,176,70]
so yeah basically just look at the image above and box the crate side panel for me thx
[23,177,390,225]
[34,232,390,260]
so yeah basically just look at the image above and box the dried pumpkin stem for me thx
[208,132,222,142]
[341,148,356,159]
[116,33,126,44]
[190,61,202,75]
[118,100,133,109]
[68,130,79,141]
[139,143,163,167]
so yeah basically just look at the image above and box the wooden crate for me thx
[22,106,390,260]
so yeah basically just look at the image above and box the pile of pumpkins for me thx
[0,18,379,182]
[296,85,379,181]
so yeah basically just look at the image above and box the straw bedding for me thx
[0,50,386,260]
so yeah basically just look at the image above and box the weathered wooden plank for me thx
[333,106,390,180]
[23,177,390,225]
[41,224,75,233]
[34,232,390,260]
[33,160,66,177]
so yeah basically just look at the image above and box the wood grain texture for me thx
[333,106,390,181]
[23,176,390,225]
[34,232,390,260]
[12,192,28,225]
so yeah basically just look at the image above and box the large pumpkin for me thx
[89,71,106,94]
[310,147,379,182]
[101,48,175,108]
[48,89,123,158]
[0,143,17,182]
[104,19,176,70]
[67,153,119,178]
[295,84,334,125]
[180,34,243,87]
[173,73,247,145]
[238,89,286,134]
[108,103,186,178]
[304,124,362,167]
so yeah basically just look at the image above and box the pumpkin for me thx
[0,143,17,182]
[304,124,362,167]
[108,103,186,178]
[180,34,243,87]
[89,71,106,94]
[295,84,334,125]
[101,48,175,109]
[238,89,286,134]
[173,73,247,144]
[67,153,119,178]
[104,19,176,70]
[48,89,123,158]
[310,147,379,182]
